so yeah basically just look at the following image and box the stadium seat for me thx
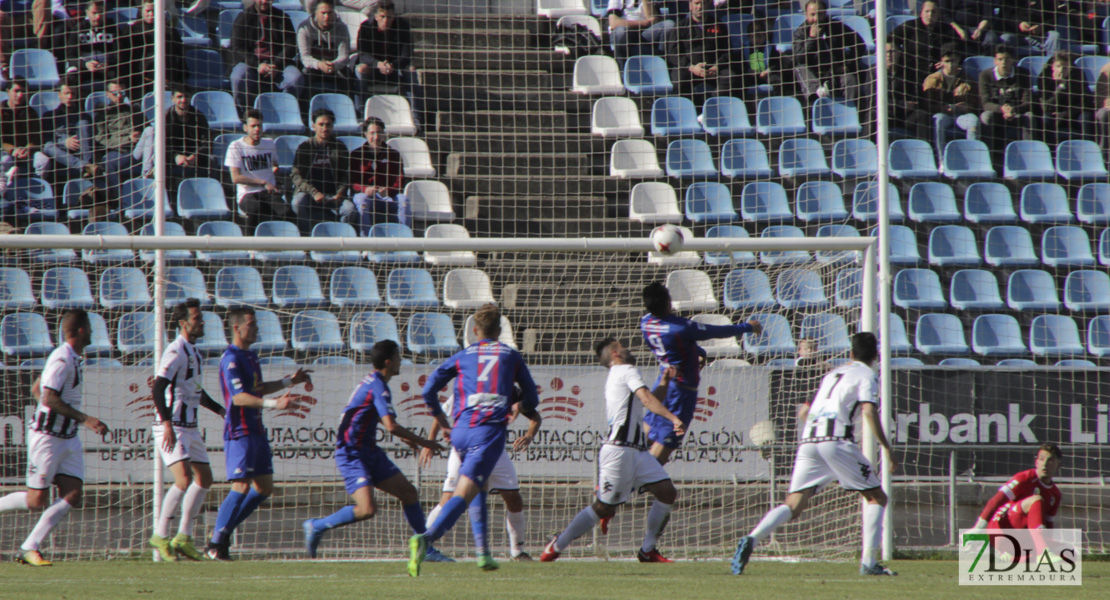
[329,267,382,309]
[9,48,60,90]
[834,268,863,308]
[184,49,230,90]
[1041,225,1095,267]
[1063,270,1110,312]
[594,97,647,137]
[887,138,939,179]
[387,137,437,177]
[771,14,805,53]
[799,313,851,355]
[942,140,995,179]
[272,265,326,309]
[291,310,345,353]
[882,313,914,355]
[742,313,795,357]
[651,96,701,136]
[139,222,192,264]
[81,222,134,265]
[218,9,242,49]
[443,268,496,309]
[665,139,717,179]
[350,312,401,353]
[286,9,309,31]
[813,226,859,265]
[665,270,718,311]
[1055,359,1096,367]
[117,311,155,355]
[629,182,682,223]
[963,182,1017,223]
[1019,183,1073,224]
[830,139,878,178]
[888,357,925,367]
[720,138,772,178]
[30,91,61,115]
[99,267,152,310]
[25,222,76,264]
[760,225,811,265]
[571,55,625,94]
[195,221,250,263]
[365,95,417,136]
[0,268,35,310]
[309,222,361,264]
[610,139,664,178]
[836,15,875,51]
[273,135,308,178]
[961,55,995,83]
[3,177,55,219]
[795,181,848,222]
[939,358,981,367]
[191,91,241,132]
[972,314,1027,357]
[338,136,364,152]
[537,0,588,17]
[1074,55,1110,92]
[367,223,421,263]
[195,312,229,355]
[740,181,791,222]
[41,267,95,310]
[1029,315,1085,356]
[116,178,173,221]
[723,269,776,311]
[310,93,360,135]
[884,225,921,265]
[983,226,1039,267]
[1,313,53,358]
[622,55,673,95]
[164,266,209,308]
[252,310,288,355]
[424,224,477,266]
[1101,229,1110,266]
[684,182,737,223]
[140,91,174,124]
[1055,140,1107,182]
[851,181,904,222]
[83,91,110,113]
[915,313,970,355]
[949,270,1004,311]
[996,358,1037,366]
[1004,140,1055,180]
[314,356,355,366]
[1018,55,1049,84]
[1007,269,1060,311]
[701,96,754,137]
[386,268,439,308]
[255,92,306,134]
[214,266,267,308]
[908,182,961,222]
[893,268,947,310]
[1077,183,1110,224]
[928,225,980,266]
[176,178,231,222]
[777,138,830,178]
[252,221,306,263]
[775,269,828,310]
[406,312,461,355]
[60,179,95,221]
[689,315,744,357]
[704,225,757,266]
[1088,315,1110,357]
[647,225,701,266]
[69,313,112,357]
[755,96,807,136]
[211,134,238,169]
[810,98,861,136]
[554,16,602,56]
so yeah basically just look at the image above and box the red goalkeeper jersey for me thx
[981,468,1062,527]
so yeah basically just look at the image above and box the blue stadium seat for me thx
[939,358,981,367]
[651,96,701,136]
[997,358,1038,366]
[772,14,805,53]
[309,93,361,135]
[961,55,995,83]
[119,178,172,220]
[1088,315,1110,357]
[883,313,914,355]
[164,266,209,308]
[314,356,355,366]
[272,265,326,309]
[291,310,344,353]
[1063,270,1110,312]
[1006,269,1060,311]
[1102,229,1110,266]
[1055,359,1096,367]
[759,225,812,265]
[83,91,109,113]
[1055,140,1107,182]
[273,135,308,177]
[1077,183,1110,224]
[385,268,439,308]
[1,313,52,357]
[195,221,250,263]
[211,134,238,168]
[30,91,61,115]
[184,49,230,90]
[775,269,828,310]
[41,267,95,310]
[684,182,737,223]
[701,97,754,137]
[252,310,288,355]
[722,269,777,311]
[367,223,421,263]
[195,312,229,355]
[191,91,241,132]
[1041,225,1094,267]
[851,181,904,222]
[949,270,1004,311]
[72,313,112,357]
[810,98,861,136]
[1019,183,1073,224]
[309,222,361,264]
[830,139,878,178]
[330,267,382,309]
[834,268,863,308]
[622,55,673,95]
[25,222,76,264]
[963,182,1017,223]
[795,181,847,222]
[99,267,152,310]
[1018,55,1049,85]
[886,225,921,265]
[705,225,757,266]
[81,222,134,265]
[1075,55,1110,92]
[928,225,981,266]
[777,138,830,178]
[252,221,306,262]
[836,15,875,51]
[286,9,309,31]
[665,139,717,178]
[893,268,948,310]
[942,140,995,179]
[908,182,961,222]
[755,96,807,136]
[60,179,95,221]
[406,313,461,355]
[799,313,851,355]
[1029,315,1085,357]
[0,268,35,310]
[214,266,267,308]
[814,224,860,264]
[350,312,401,353]
[984,226,1039,267]
[740,181,792,221]
[742,313,795,357]
[914,313,970,355]
[1004,141,1055,180]
[117,311,155,355]
[888,138,939,179]
[256,92,306,134]
[3,177,55,219]
[179,15,212,47]
[720,139,772,178]
[9,49,60,90]
[139,222,192,264]
[338,136,364,152]
[177,178,231,221]
[889,357,925,366]
[140,91,174,124]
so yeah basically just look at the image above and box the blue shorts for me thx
[335,445,402,495]
[224,434,274,481]
[644,382,697,449]
[450,425,506,489]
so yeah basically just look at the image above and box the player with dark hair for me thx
[972,443,1063,533]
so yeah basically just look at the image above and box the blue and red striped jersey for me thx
[640,313,754,387]
[336,371,396,450]
[422,340,539,429]
[219,344,265,440]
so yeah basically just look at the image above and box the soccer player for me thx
[407,304,543,576]
[148,298,227,561]
[971,443,1063,533]
[0,309,109,566]
[640,282,761,464]
[302,339,444,558]
[731,332,898,577]
[539,338,684,563]
[206,306,313,561]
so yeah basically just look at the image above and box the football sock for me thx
[555,506,601,552]
[506,510,526,556]
[210,490,247,545]
[225,488,269,533]
[862,502,884,568]
[21,498,72,552]
[424,496,466,544]
[1027,499,1045,529]
[750,504,793,545]
[155,484,186,538]
[312,505,357,532]
[641,500,673,553]
[425,504,443,528]
[469,492,490,555]
[0,491,29,512]
[178,483,208,537]
[402,502,426,534]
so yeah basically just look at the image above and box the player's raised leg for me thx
[541,499,615,562]
[732,488,814,575]
[303,484,375,558]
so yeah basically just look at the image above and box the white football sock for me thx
[21,498,72,551]
[862,503,884,568]
[155,485,186,538]
[641,500,673,553]
[178,484,209,537]
[749,504,793,544]
[554,506,600,552]
[506,510,526,556]
[0,491,29,512]
[426,504,443,530]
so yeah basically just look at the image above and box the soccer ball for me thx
[651,225,684,254]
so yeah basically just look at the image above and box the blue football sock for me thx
[225,488,269,533]
[424,496,466,544]
[210,490,247,546]
[469,491,489,556]
[312,505,357,532]
[402,502,426,534]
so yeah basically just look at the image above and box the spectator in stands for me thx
[291,108,352,235]
[226,108,294,230]
[355,0,413,95]
[92,79,146,192]
[38,77,100,182]
[735,19,780,103]
[978,45,1031,158]
[664,0,734,107]
[889,2,964,101]
[62,0,120,96]
[607,0,674,64]
[165,85,213,188]
[791,0,864,105]
[906,46,979,163]
[118,0,186,98]
[0,76,41,176]
[297,0,355,102]
[349,117,403,234]
[229,0,303,114]
[997,0,1081,57]
[949,0,1002,53]
[1030,51,1091,146]
[1094,62,1110,149]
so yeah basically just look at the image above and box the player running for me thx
[0,309,109,566]
[407,304,543,576]
[540,338,684,563]
[302,340,444,558]
[149,299,227,561]
[731,332,898,577]
[971,443,1063,534]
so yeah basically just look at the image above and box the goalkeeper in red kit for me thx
[972,443,1063,533]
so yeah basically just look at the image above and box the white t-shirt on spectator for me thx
[224,137,278,203]
[607,0,645,25]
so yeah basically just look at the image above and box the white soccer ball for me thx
[651,225,684,254]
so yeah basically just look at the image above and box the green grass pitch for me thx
[0,560,1105,600]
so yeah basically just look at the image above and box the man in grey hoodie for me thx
[297,0,356,102]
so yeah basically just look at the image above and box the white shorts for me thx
[152,425,210,467]
[26,430,84,489]
[442,447,519,493]
[596,444,670,505]
[787,440,881,494]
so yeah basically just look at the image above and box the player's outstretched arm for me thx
[381,415,445,452]
[636,387,685,437]
[41,387,108,435]
[861,403,898,473]
[255,367,314,396]
[688,318,760,342]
